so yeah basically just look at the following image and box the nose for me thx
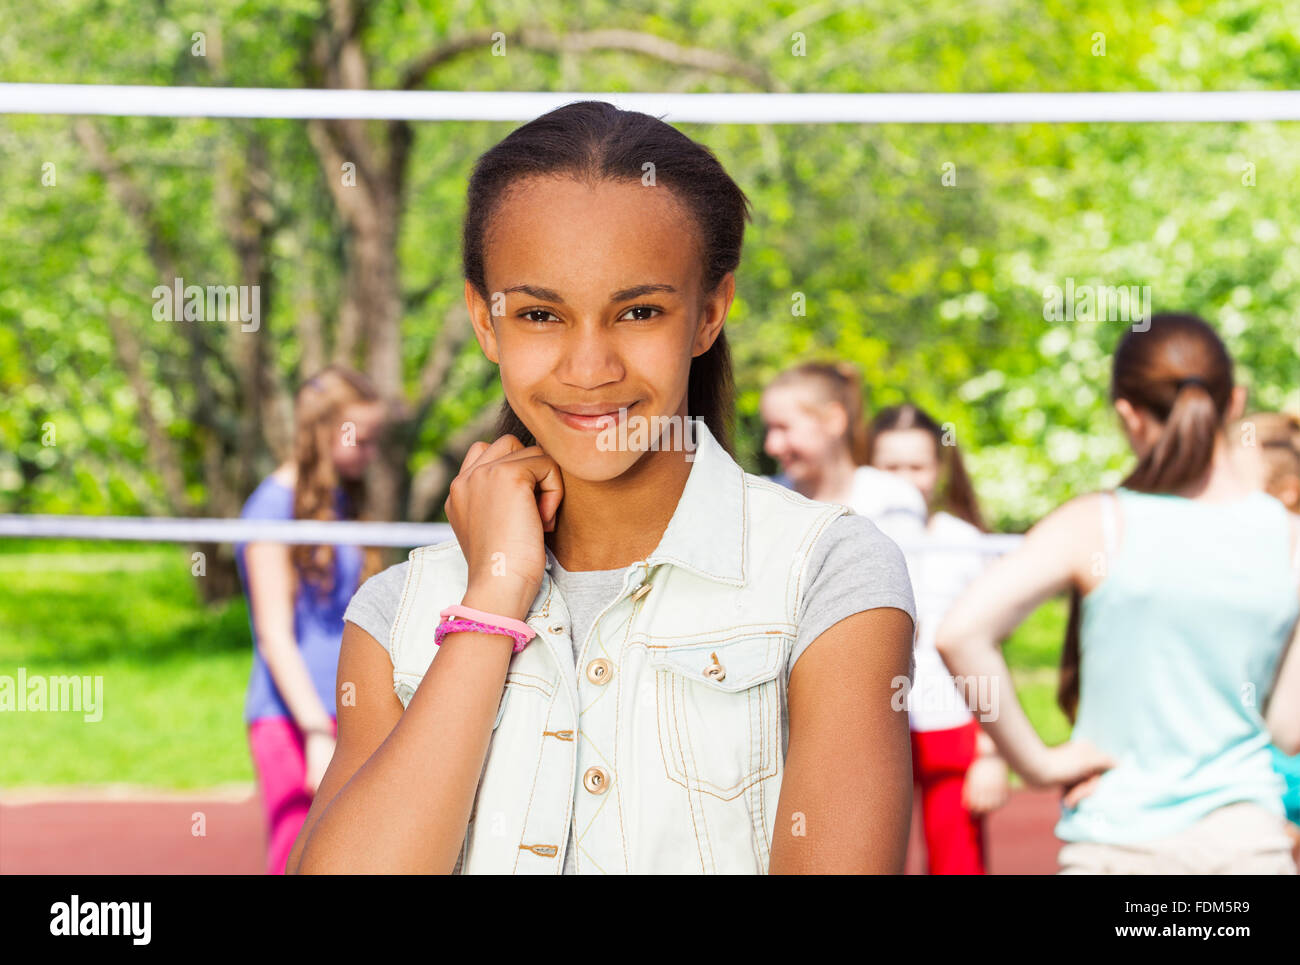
[557,323,625,389]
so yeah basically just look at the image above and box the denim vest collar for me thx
[541,417,747,587]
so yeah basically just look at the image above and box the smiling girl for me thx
[286,101,917,874]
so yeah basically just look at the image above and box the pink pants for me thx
[247,715,337,875]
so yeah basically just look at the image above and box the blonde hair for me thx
[767,361,870,464]
[290,365,385,596]
[1233,411,1300,495]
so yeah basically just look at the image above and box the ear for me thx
[691,272,735,357]
[1113,397,1143,440]
[1227,384,1248,423]
[823,400,849,439]
[466,278,502,365]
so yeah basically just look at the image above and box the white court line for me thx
[0,783,257,804]
[1,85,1299,123]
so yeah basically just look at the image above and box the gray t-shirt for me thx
[342,510,916,874]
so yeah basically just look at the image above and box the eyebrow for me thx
[500,283,677,304]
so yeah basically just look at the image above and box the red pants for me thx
[911,720,988,874]
[247,715,337,875]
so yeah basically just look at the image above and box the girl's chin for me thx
[548,444,658,482]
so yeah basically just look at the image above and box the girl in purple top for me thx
[234,365,386,874]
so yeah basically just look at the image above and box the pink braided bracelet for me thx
[435,605,538,654]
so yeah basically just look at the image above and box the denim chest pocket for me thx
[648,629,790,801]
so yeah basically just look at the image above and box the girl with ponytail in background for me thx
[235,365,387,874]
[937,314,1300,874]
[869,403,1009,874]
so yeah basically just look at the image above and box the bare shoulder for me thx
[1025,491,1108,543]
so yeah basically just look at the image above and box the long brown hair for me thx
[866,402,987,531]
[289,365,385,597]
[1058,313,1235,722]
[768,361,871,465]
[462,100,751,456]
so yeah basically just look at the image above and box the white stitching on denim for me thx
[511,682,563,875]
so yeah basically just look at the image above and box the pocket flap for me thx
[648,630,788,692]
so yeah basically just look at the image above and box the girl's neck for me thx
[799,452,858,504]
[1167,437,1255,502]
[271,461,297,487]
[546,446,694,572]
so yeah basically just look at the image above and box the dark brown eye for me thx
[623,305,662,321]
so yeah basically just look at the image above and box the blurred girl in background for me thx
[235,365,387,874]
[869,402,1010,874]
[938,314,1300,874]
[761,362,928,548]
[1231,410,1300,862]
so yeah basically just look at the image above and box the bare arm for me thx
[291,434,563,873]
[243,541,333,733]
[286,622,404,873]
[769,606,915,874]
[1264,513,1300,755]
[291,614,515,874]
[934,496,1102,784]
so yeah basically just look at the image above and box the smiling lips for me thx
[550,401,637,432]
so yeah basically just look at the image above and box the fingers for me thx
[533,461,565,531]
[465,442,565,528]
[1062,773,1103,809]
[460,434,525,477]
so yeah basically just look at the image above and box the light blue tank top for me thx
[1055,487,1300,844]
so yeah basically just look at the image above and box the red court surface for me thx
[0,786,1064,874]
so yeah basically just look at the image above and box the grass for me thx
[0,540,256,788]
[0,540,1072,789]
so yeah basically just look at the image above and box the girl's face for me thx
[870,428,940,507]
[331,401,386,481]
[760,384,845,484]
[468,175,731,482]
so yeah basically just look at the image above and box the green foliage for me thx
[2,0,1298,532]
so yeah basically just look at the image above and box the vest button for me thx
[585,658,613,685]
[548,623,564,635]
[582,766,610,794]
[703,652,726,682]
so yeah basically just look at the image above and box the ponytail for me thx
[1121,378,1222,493]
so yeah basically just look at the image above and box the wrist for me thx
[460,585,534,622]
[1019,744,1053,785]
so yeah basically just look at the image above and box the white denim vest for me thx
[386,421,848,873]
